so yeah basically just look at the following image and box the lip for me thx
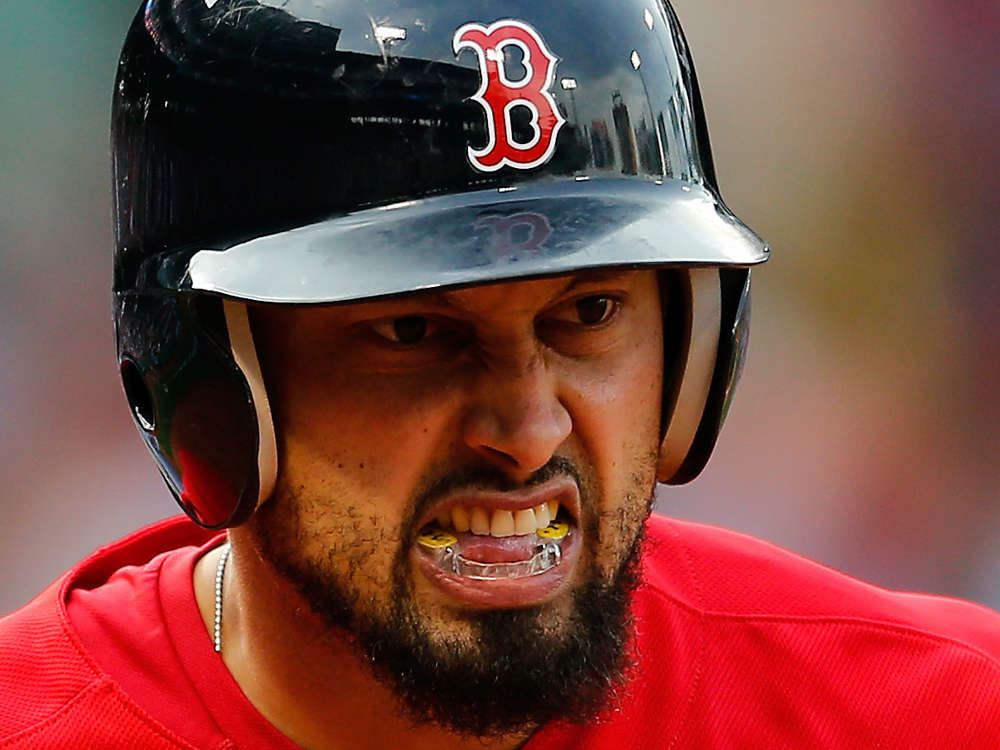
[416,476,581,530]
[411,477,582,609]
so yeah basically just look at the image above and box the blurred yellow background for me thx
[2,0,997,614]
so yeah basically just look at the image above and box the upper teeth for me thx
[434,501,561,538]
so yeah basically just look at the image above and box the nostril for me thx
[476,444,520,468]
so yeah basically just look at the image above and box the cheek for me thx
[253,483,402,616]
[565,333,663,471]
[559,329,663,562]
[269,365,464,538]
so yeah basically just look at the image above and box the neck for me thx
[194,535,532,750]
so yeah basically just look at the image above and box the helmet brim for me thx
[183,178,767,304]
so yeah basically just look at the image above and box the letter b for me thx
[454,20,566,172]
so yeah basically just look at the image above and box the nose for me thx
[460,348,572,480]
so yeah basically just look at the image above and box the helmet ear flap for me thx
[657,269,722,482]
[658,268,753,484]
[116,293,265,528]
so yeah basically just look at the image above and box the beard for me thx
[245,456,654,738]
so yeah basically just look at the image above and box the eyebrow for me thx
[407,269,637,311]
[560,268,635,291]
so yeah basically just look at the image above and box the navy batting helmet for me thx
[113,0,767,527]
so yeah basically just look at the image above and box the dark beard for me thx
[248,459,650,737]
[366,534,645,737]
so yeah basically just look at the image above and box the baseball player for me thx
[2,0,999,747]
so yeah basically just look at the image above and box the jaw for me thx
[232,477,652,739]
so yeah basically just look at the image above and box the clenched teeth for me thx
[431,503,565,538]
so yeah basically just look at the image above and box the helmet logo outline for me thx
[453,20,566,172]
[475,211,553,263]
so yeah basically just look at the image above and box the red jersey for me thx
[2,514,999,748]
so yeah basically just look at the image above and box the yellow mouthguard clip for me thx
[417,528,458,549]
[536,521,569,540]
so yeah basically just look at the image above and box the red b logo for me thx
[453,20,566,172]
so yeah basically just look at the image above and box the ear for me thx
[657,269,721,482]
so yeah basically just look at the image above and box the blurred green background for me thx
[2,0,998,614]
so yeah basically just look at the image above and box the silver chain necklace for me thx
[214,542,232,653]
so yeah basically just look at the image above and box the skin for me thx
[194,269,664,750]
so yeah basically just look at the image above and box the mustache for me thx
[407,456,584,532]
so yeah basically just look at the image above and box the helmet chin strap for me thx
[657,269,721,482]
[223,300,278,511]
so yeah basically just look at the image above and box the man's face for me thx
[247,269,664,734]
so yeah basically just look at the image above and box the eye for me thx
[544,294,620,327]
[574,295,616,325]
[535,293,625,355]
[371,316,431,344]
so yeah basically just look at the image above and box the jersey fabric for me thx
[2,514,1000,749]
